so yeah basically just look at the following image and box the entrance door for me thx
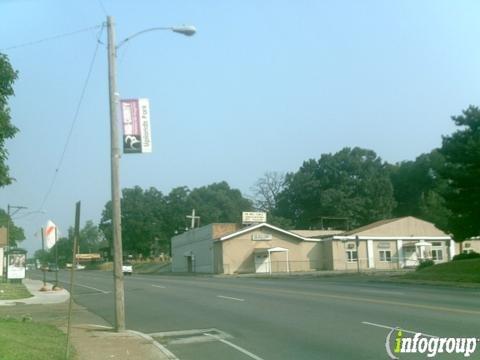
[255,253,270,273]
[403,246,417,267]
[186,256,193,272]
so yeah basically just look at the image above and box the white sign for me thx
[252,233,272,241]
[242,212,267,224]
[121,98,152,154]
[44,220,58,250]
[7,253,26,279]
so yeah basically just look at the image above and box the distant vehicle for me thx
[48,263,59,272]
[122,262,133,275]
[75,264,86,270]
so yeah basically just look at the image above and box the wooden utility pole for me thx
[65,201,81,359]
[107,15,126,332]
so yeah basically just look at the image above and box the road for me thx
[31,270,480,359]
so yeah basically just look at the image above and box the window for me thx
[346,250,357,262]
[464,243,471,248]
[379,250,391,262]
[432,249,443,261]
[432,242,442,247]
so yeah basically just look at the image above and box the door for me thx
[255,253,270,273]
[403,246,417,267]
[186,256,193,272]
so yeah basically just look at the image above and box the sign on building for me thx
[121,98,152,154]
[242,212,267,224]
[252,233,272,241]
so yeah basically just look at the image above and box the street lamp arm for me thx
[116,25,196,49]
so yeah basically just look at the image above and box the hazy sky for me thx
[1,0,479,254]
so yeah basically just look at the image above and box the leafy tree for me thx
[0,53,19,187]
[276,147,395,229]
[100,182,252,257]
[389,150,451,230]
[440,105,480,241]
[188,181,253,225]
[101,186,168,257]
[0,208,25,246]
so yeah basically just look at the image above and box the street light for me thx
[106,16,195,332]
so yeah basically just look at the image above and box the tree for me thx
[251,171,286,212]
[188,181,253,225]
[389,150,451,230]
[100,186,168,257]
[46,221,107,266]
[100,182,253,257]
[0,208,25,246]
[0,53,19,187]
[276,147,395,229]
[440,105,480,241]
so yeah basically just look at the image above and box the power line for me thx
[97,0,108,16]
[37,24,105,212]
[0,24,102,52]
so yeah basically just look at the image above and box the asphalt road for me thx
[30,270,480,360]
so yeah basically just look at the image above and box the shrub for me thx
[416,259,435,271]
[452,251,480,261]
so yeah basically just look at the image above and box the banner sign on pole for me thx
[121,98,152,154]
[44,220,58,250]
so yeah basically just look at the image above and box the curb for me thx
[127,330,179,360]
[81,324,179,360]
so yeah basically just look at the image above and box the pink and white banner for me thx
[121,98,152,154]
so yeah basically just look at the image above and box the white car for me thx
[122,262,133,275]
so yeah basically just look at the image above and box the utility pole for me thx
[107,15,126,332]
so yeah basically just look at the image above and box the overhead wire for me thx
[0,25,102,52]
[37,23,106,212]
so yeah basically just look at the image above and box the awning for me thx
[415,241,432,247]
[267,247,288,253]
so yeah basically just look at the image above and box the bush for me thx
[452,251,480,261]
[416,259,435,271]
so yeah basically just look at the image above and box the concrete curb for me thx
[79,324,178,360]
[127,330,179,360]
[0,278,69,306]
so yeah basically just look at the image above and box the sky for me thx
[1,0,480,254]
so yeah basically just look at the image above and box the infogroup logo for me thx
[385,328,479,359]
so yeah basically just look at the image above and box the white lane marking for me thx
[152,285,166,289]
[217,295,244,302]
[76,291,111,296]
[204,333,265,360]
[362,321,438,338]
[358,289,404,296]
[66,281,109,294]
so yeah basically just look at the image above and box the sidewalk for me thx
[0,278,176,360]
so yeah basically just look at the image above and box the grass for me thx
[401,258,480,283]
[0,282,32,300]
[0,317,74,360]
[133,261,171,274]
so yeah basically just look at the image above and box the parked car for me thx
[48,263,59,272]
[122,262,133,275]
